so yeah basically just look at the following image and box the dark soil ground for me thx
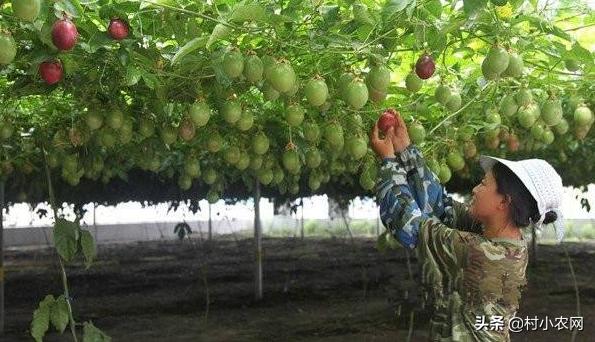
[1,237,594,341]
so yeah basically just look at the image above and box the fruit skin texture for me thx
[553,118,569,135]
[434,85,451,105]
[517,103,539,128]
[243,54,263,83]
[304,78,328,107]
[303,122,320,143]
[86,111,103,130]
[52,19,79,51]
[222,50,244,78]
[515,89,533,107]
[262,83,280,101]
[236,111,254,131]
[0,32,17,65]
[415,54,435,79]
[39,60,63,85]
[574,106,593,127]
[482,46,510,78]
[343,80,369,109]
[366,65,390,91]
[282,149,300,174]
[378,109,397,133]
[268,61,296,93]
[161,126,178,145]
[499,95,518,117]
[445,93,462,112]
[0,123,14,140]
[108,18,129,40]
[348,137,367,160]
[446,151,465,171]
[501,52,523,77]
[338,73,354,99]
[306,149,321,168]
[179,118,196,141]
[12,0,41,22]
[286,104,305,127]
[405,72,422,92]
[408,122,426,144]
[189,102,210,127]
[368,87,387,104]
[221,101,242,124]
[541,99,563,126]
[438,164,452,184]
[252,133,269,155]
[325,123,344,148]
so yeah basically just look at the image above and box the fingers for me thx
[386,126,395,140]
[396,113,406,128]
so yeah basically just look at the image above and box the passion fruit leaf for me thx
[171,36,208,65]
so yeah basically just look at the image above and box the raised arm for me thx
[386,144,483,234]
[375,156,479,252]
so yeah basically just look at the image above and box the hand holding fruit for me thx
[370,123,396,159]
[377,109,411,153]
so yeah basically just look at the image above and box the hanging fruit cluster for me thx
[0,0,592,199]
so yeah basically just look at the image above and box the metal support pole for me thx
[254,179,263,301]
[208,203,212,241]
[300,198,304,240]
[0,181,5,335]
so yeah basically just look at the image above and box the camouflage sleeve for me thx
[388,144,482,234]
[376,156,432,249]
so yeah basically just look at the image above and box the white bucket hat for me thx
[479,155,565,242]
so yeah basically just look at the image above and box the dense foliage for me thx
[1,0,594,209]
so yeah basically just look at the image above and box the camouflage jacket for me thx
[376,145,528,342]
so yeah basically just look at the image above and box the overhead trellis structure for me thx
[0,0,594,208]
[0,0,594,340]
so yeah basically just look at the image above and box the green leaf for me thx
[50,295,70,333]
[463,0,488,16]
[171,36,208,66]
[453,46,475,59]
[118,49,129,67]
[353,3,375,26]
[125,66,142,86]
[83,321,111,342]
[80,230,96,269]
[140,0,175,10]
[142,73,159,89]
[38,21,58,50]
[54,0,80,18]
[320,5,340,23]
[80,33,112,54]
[206,23,232,49]
[415,24,446,53]
[31,295,55,342]
[520,15,572,41]
[54,218,80,262]
[424,0,443,18]
[569,42,593,65]
[229,3,266,23]
[383,0,414,20]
